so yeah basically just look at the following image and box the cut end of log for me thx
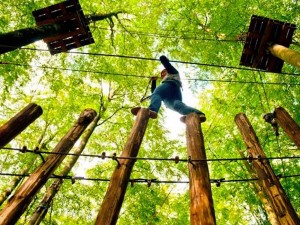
[234,113,246,122]
[78,109,97,124]
[131,107,157,119]
[180,113,206,124]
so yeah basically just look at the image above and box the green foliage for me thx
[0,0,300,224]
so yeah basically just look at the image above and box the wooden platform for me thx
[240,15,296,72]
[32,0,94,54]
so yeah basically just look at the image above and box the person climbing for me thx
[132,55,206,122]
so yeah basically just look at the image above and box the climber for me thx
[132,55,206,121]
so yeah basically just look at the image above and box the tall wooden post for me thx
[235,113,300,225]
[183,113,216,225]
[0,109,96,225]
[0,103,43,148]
[94,108,154,225]
[274,107,300,149]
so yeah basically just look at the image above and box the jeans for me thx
[148,81,204,115]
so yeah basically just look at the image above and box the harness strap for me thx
[140,79,152,102]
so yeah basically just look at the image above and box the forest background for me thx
[0,0,300,224]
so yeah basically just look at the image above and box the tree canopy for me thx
[0,0,299,224]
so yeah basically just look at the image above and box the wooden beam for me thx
[94,108,152,225]
[268,44,300,69]
[0,103,43,148]
[0,109,96,225]
[274,107,300,149]
[183,113,216,225]
[235,113,300,225]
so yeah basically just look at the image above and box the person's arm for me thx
[150,77,157,93]
[160,55,178,74]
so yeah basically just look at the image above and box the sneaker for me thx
[149,110,158,119]
[180,113,206,123]
[198,113,206,122]
[131,107,141,115]
[131,107,158,119]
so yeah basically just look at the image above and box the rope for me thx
[2,147,300,163]
[1,53,300,76]
[0,172,299,187]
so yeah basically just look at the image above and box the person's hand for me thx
[150,76,158,81]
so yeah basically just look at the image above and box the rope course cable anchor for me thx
[3,146,300,163]
[112,153,121,168]
[188,156,196,167]
[213,178,226,187]
[100,152,106,160]
[174,156,180,164]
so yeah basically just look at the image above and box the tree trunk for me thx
[0,23,70,54]
[274,107,300,149]
[237,149,280,225]
[235,113,300,225]
[183,113,216,225]
[0,103,43,148]
[268,44,300,69]
[0,109,97,225]
[0,12,123,54]
[28,115,100,225]
[94,108,151,225]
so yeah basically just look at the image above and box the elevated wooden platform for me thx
[240,15,296,72]
[32,0,94,54]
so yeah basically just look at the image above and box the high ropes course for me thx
[0,0,300,224]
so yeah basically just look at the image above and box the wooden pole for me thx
[274,107,300,149]
[94,108,152,225]
[269,44,300,69]
[0,108,96,225]
[0,103,43,148]
[235,113,300,225]
[28,114,101,225]
[183,113,216,225]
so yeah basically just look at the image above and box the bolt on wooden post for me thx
[0,108,97,225]
[94,107,155,225]
[182,113,216,225]
[235,113,300,225]
[0,103,43,148]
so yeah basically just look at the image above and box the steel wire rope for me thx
[145,186,176,225]
[0,171,299,186]
[0,50,294,76]
[257,70,289,188]
[1,146,300,163]
[95,25,245,42]
[2,46,300,79]
[1,61,300,85]
[1,46,300,76]
[202,82,250,181]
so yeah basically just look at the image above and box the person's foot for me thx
[131,107,141,115]
[198,113,206,122]
[180,113,206,123]
[131,107,158,119]
[149,110,158,119]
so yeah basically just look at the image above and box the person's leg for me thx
[148,94,162,113]
[148,82,172,113]
[164,84,205,116]
[172,100,205,115]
